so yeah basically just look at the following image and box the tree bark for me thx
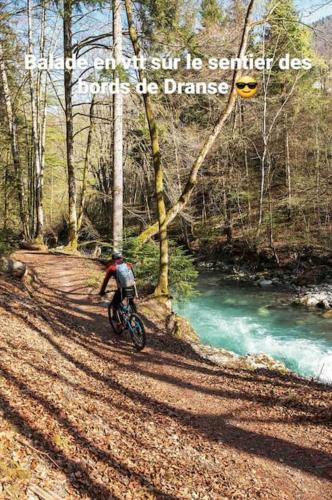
[27,0,44,242]
[0,41,29,239]
[112,0,123,252]
[38,0,47,240]
[78,95,95,231]
[63,0,78,250]
[137,0,255,244]
[240,101,252,228]
[285,113,291,220]
[124,0,169,297]
[3,153,9,230]
[257,49,268,231]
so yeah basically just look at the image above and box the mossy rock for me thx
[20,241,48,252]
[170,315,200,342]
[0,258,27,279]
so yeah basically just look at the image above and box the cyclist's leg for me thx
[111,289,122,319]
[129,297,137,313]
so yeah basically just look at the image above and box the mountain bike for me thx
[106,289,146,351]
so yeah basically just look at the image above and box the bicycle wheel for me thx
[128,313,146,351]
[108,304,123,335]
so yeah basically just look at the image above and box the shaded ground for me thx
[0,250,331,499]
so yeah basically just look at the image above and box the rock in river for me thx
[257,279,273,287]
[299,285,332,310]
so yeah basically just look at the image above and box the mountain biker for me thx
[99,251,136,317]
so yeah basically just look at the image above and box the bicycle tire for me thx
[128,313,146,351]
[108,304,123,335]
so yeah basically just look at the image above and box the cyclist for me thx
[99,251,136,317]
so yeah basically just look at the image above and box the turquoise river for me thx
[175,272,332,383]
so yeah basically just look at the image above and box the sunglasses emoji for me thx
[235,76,258,98]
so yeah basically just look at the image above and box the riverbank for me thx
[197,256,332,312]
[192,238,332,302]
[174,271,332,383]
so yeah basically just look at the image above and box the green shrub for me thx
[0,229,15,257]
[122,237,198,299]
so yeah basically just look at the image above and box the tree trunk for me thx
[0,42,29,239]
[240,101,252,228]
[78,95,95,231]
[285,113,292,220]
[112,0,123,252]
[258,42,268,232]
[315,123,321,229]
[267,159,279,266]
[137,0,255,244]
[63,0,78,250]
[125,0,169,298]
[3,153,9,230]
[27,0,44,242]
[38,0,47,240]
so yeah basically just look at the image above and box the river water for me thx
[174,272,332,383]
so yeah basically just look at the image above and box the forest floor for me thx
[0,250,331,499]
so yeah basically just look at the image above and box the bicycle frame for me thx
[118,300,132,325]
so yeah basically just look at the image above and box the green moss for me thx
[0,461,31,481]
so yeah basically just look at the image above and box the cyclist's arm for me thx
[99,268,115,295]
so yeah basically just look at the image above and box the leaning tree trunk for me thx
[63,0,78,250]
[137,0,255,244]
[112,0,123,252]
[0,42,29,239]
[27,0,44,242]
[125,0,169,298]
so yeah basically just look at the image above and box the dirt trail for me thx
[0,250,331,499]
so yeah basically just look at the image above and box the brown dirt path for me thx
[0,250,331,499]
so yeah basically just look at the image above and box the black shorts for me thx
[111,287,136,308]
[121,286,136,299]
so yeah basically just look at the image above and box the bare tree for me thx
[27,0,44,242]
[0,41,29,238]
[63,0,78,250]
[112,0,123,252]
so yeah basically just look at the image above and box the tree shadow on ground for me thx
[1,296,331,484]
[0,364,178,499]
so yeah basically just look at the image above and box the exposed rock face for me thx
[165,312,289,373]
[191,343,289,373]
[0,258,27,279]
[298,285,332,310]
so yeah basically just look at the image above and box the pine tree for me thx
[200,0,223,27]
